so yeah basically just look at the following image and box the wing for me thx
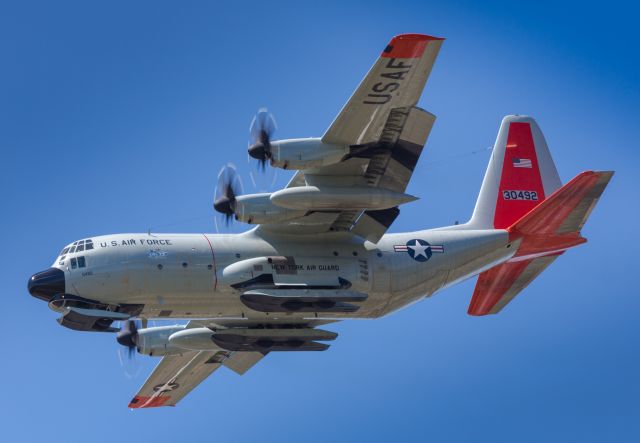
[260,35,443,241]
[128,350,227,408]
[128,323,265,409]
[262,106,436,241]
[323,33,444,146]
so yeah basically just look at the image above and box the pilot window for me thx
[70,256,87,269]
[62,239,94,257]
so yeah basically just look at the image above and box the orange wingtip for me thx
[381,33,445,58]
[128,395,172,408]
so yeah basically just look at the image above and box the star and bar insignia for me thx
[394,239,444,262]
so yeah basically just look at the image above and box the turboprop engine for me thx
[117,323,187,357]
[265,138,348,170]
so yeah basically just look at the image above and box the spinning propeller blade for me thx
[213,163,244,229]
[248,108,277,170]
[116,319,138,358]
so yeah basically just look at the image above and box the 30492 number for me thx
[502,190,538,201]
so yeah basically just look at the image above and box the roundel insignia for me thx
[153,381,179,393]
[393,239,445,262]
[406,239,432,262]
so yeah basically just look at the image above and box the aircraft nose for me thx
[28,268,65,301]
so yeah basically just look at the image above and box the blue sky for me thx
[1,1,639,441]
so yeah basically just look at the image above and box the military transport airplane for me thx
[28,34,613,408]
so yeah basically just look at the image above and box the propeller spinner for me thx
[213,163,244,226]
[117,319,139,358]
[248,108,277,170]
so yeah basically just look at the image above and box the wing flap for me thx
[222,351,265,375]
[350,207,400,243]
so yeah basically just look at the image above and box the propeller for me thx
[248,108,277,170]
[116,319,139,359]
[213,163,244,228]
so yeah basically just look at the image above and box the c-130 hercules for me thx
[28,34,613,408]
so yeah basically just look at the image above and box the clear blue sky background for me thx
[1,1,638,441]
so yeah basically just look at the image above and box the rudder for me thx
[468,116,562,229]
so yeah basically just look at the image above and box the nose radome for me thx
[28,268,65,301]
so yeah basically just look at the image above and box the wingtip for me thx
[382,33,445,58]
[392,33,446,41]
[128,395,172,409]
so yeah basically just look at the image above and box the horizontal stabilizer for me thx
[469,170,613,316]
[468,255,559,315]
[509,170,614,236]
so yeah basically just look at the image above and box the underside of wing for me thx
[213,34,444,242]
[260,106,436,241]
[323,34,443,147]
[128,350,229,408]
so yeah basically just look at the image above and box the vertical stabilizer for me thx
[468,116,562,229]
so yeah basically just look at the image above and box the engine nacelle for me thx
[136,325,187,356]
[270,138,347,170]
[168,327,221,351]
[234,193,306,224]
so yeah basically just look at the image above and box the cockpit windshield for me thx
[58,239,94,267]
[58,239,94,257]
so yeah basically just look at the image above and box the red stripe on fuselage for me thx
[202,234,218,291]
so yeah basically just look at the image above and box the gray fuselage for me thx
[47,227,514,323]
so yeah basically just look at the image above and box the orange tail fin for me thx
[468,170,613,316]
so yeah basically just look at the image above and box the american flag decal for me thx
[513,158,532,168]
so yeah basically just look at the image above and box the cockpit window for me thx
[70,256,86,269]
[60,239,94,259]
